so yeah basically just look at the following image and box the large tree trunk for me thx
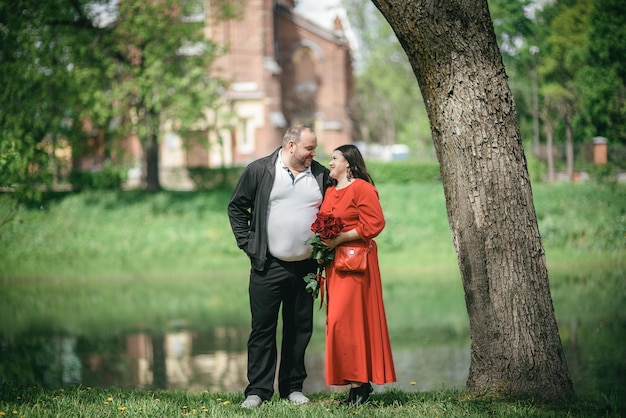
[371,0,574,401]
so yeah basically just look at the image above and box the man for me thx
[227,125,330,408]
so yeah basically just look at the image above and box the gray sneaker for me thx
[288,391,309,405]
[241,394,263,409]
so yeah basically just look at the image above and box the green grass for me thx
[1,182,623,337]
[0,385,622,417]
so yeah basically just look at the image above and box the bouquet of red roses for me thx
[303,212,344,302]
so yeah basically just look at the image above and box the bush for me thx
[367,160,441,183]
[589,163,617,185]
[186,166,244,190]
[525,153,546,184]
[69,165,126,191]
[200,161,441,188]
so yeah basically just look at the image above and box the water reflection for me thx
[0,328,468,393]
[83,328,250,392]
[1,320,623,399]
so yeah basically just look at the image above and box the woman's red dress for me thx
[321,178,396,386]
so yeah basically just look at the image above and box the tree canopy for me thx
[0,0,233,208]
[341,0,625,169]
[341,0,432,157]
[1,0,94,223]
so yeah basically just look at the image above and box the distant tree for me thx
[0,0,91,225]
[488,0,534,58]
[371,0,575,401]
[0,0,236,203]
[576,0,626,146]
[94,0,238,192]
[535,0,591,181]
[539,83,570,183]
[341,0,431,156]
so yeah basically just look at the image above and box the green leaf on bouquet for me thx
[303,272,319,298]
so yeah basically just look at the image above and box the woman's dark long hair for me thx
[334,144,375,186]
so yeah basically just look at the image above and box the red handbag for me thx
[334,244,369,273]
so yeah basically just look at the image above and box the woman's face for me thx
[329,150,349,180]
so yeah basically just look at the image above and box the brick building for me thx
[161,0,354,185]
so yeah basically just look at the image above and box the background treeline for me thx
[1,0,624,198]
[344,0,626,168]
[77,159,621,192]
[67,161,444,191]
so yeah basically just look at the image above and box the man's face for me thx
[288,130,317,171]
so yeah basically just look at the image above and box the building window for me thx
[180,0,205,23]
[238,118,254,155]
[291,46,319,116]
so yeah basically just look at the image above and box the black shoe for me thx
[352,382,373,405]
[339,387,357,404]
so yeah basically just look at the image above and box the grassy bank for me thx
[0,384,622,417]
[0,182,623,336]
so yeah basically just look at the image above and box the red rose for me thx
[304,213,343,301]
[328,217,343,236]
[311,212,333,234]
[311,212,343,241]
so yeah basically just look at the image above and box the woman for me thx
[320,144,396,405]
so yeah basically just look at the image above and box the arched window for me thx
[291,44,320,116]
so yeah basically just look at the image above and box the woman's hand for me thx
[323,237,339,250]
[323,229,361,250]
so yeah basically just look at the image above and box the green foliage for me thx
[542,0,590,84]
[0,0,86,213]
[0,182,622,336]
[186,166,244,190]
[0,0,232,194]
[525,153,547,183]
[109,0,222,130]
[586,163,617,185]
[341,0,431,148]
[69,165,127,191]
[533,183,626,253]
[576,0,626,144]
[488,0,535,57]
[368,161,441,184]
[487,0,626,154]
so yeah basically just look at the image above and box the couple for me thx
[227,124,396,409]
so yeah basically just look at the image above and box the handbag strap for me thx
[338,239,371,251]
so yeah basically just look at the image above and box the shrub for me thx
[367,160,441,183]
[69,165,126,191]
[186,166,244,190]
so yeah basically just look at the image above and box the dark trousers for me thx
[245,256,315,400]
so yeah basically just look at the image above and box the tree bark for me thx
[371,0,574,401]
[144,109,161,193]
[542,115,555,184]
[145,132,161,192]
[565,114,574,181]
[151,334,167,389]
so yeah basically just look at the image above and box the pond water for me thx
[1,319,623,399]
[0,328,468,394]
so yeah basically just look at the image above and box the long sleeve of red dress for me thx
[320,179,396,386]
